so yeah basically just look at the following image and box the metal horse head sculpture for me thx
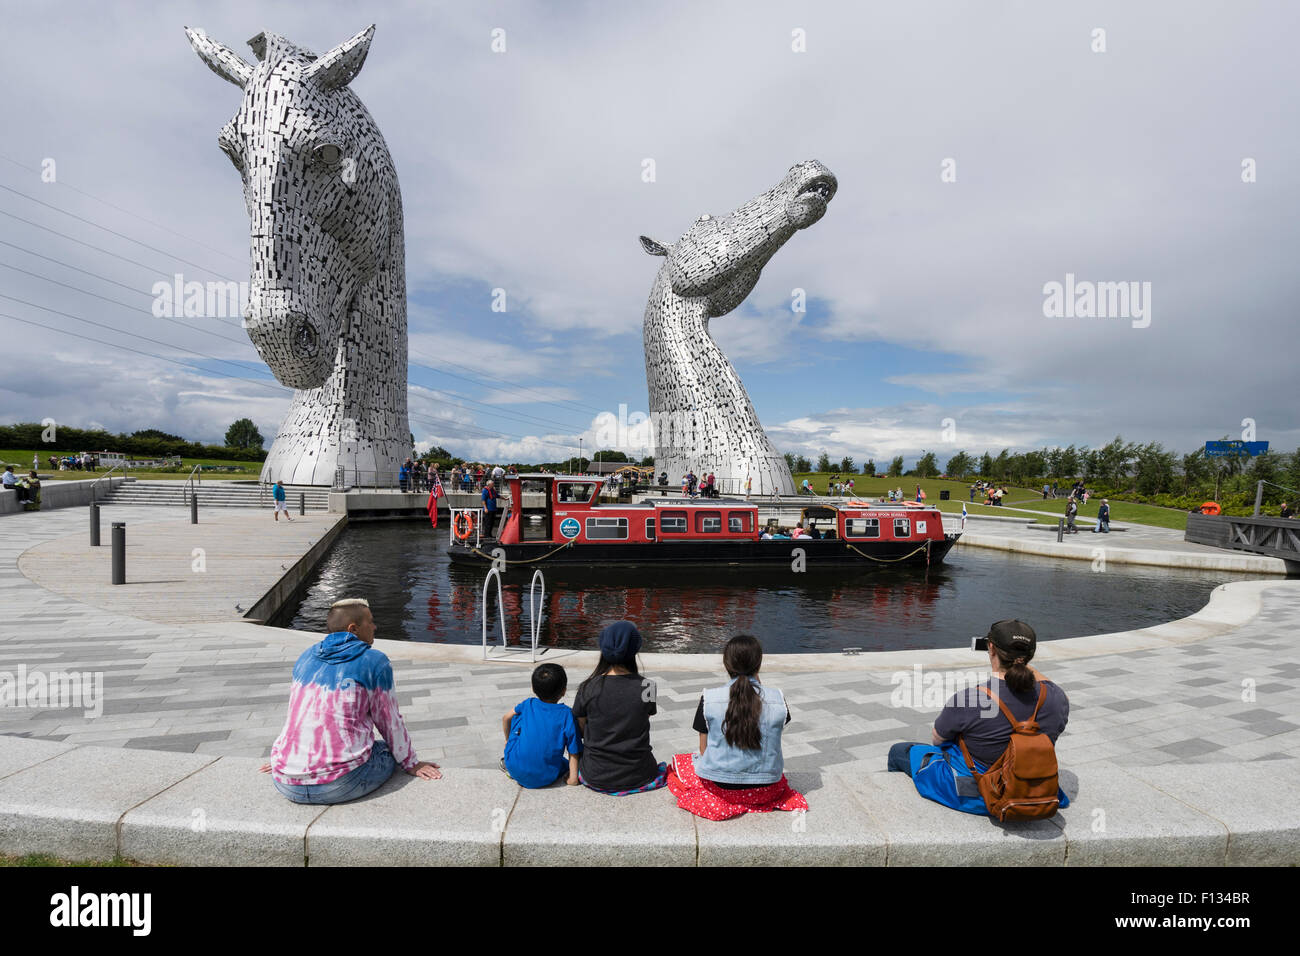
[186,25,408,486]
[640,161,837,496]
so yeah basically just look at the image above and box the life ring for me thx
[902,500,926,509]
[1200,501,1221,516]
[454,511,477,540]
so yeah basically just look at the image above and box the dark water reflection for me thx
[276,523,1259,654]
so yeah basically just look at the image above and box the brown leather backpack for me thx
[957,681,1060,821]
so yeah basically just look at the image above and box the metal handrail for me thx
[183,464,202,504]
[481,566,507,660]
[89,463,126,502]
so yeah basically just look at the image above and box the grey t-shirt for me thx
[934,678,1069,766]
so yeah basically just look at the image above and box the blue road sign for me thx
[1205,440,1269,458]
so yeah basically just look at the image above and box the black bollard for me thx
[1057,517,1064,543]
[111,522,125,585]
[299,492,305,516]
[89,501,100,547]
[190,492,198,524]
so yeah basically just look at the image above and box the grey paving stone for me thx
[695,771,886,866]
[0,745,214,860]
[124,731,232,752]
[1048,762,1228,865]
[1126,761,1300,866]
[855,770,1065,866]
[121,756,324,866]
[306,768,516,866]
[0,734,74,779]
[1158,739,1224,758]
[504,783,695,866]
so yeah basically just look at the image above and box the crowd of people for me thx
[263,602,1068,823]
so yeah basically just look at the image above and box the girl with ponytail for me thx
[666,635,808,820]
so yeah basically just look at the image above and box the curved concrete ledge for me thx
[957,530,1290,575]
[0,736,1294,866]
[199,578,1296,672]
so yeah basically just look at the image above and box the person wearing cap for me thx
[261,598,440,804]
[1093,499,1111,533]
[886,620,1070,814]
[571,621,668,794]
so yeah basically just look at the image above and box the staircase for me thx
[95,480,331,511]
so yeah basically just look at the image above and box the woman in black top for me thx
[571,621,666,793]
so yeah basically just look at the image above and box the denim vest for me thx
[693,677,786,785]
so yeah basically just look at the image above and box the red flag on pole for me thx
[427,472,444,528]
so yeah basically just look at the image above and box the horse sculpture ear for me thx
[185,27,254,88]
[306,25,376,91]
[639,236,671,257]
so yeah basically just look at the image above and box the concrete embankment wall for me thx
[0,477,125,516]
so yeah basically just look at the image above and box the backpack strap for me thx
[956,679,1051,771]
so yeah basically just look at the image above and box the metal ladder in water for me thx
[480,566,545,663]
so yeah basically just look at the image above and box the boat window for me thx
[894,518,911,538]
[646,518,655,539]
[660,511,687,533]
[586,517,628,540]
[728,511,753,533]
[557,482,596,503]
[846,518,880,538]
[697,511,722,533]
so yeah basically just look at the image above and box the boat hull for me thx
[447,534,960,569]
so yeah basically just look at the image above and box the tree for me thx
[640,455,656,467]
[817,452,832,472]
[783,452,796,471]
[794,455,812,473]
[979,452,993,477]
[945,451,972,478]
[839,456,854,473]
[133,428,184,442]
[915,451,939,478]
[1132,441,1177,496]
[888,455,904,477]
[225,418,264,450]
[862,459,876,476]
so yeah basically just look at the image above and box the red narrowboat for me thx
[445,474,960,569]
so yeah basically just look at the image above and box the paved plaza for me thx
[2,505,1298,778]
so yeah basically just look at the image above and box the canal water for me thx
[275,522,1260,654]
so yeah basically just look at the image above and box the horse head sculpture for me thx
[640,161,837,496]
[186,25,409,486]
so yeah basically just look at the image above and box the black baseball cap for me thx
[986,620,1037,658]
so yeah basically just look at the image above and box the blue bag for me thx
[910,741,1069,816]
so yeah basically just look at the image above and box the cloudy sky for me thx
[1,0,1296,468]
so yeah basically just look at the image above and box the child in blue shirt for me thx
[501,663,582,788]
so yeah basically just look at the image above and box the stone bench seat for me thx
[1,736,1296,866]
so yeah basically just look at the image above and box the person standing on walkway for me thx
[262,598,440,804]
[1065,496,1078,534]
[482,479,500,538]
[272,479,291,522]
[1093,499,1110,533]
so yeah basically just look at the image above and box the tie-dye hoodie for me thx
[270,631,418,786]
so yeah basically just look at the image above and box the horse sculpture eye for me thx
[313,143,342,167]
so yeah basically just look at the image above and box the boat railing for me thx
[449,507,485,549]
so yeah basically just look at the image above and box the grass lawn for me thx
[791,474,1190,530]
[0,851,141,867]
[0,449,262,481]
[989,494,1191,531]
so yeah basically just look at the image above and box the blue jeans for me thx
[273,740,397,805]
[887,741,927,777]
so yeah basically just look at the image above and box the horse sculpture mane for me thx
[640,161,837,496]
[186,24,408,487]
